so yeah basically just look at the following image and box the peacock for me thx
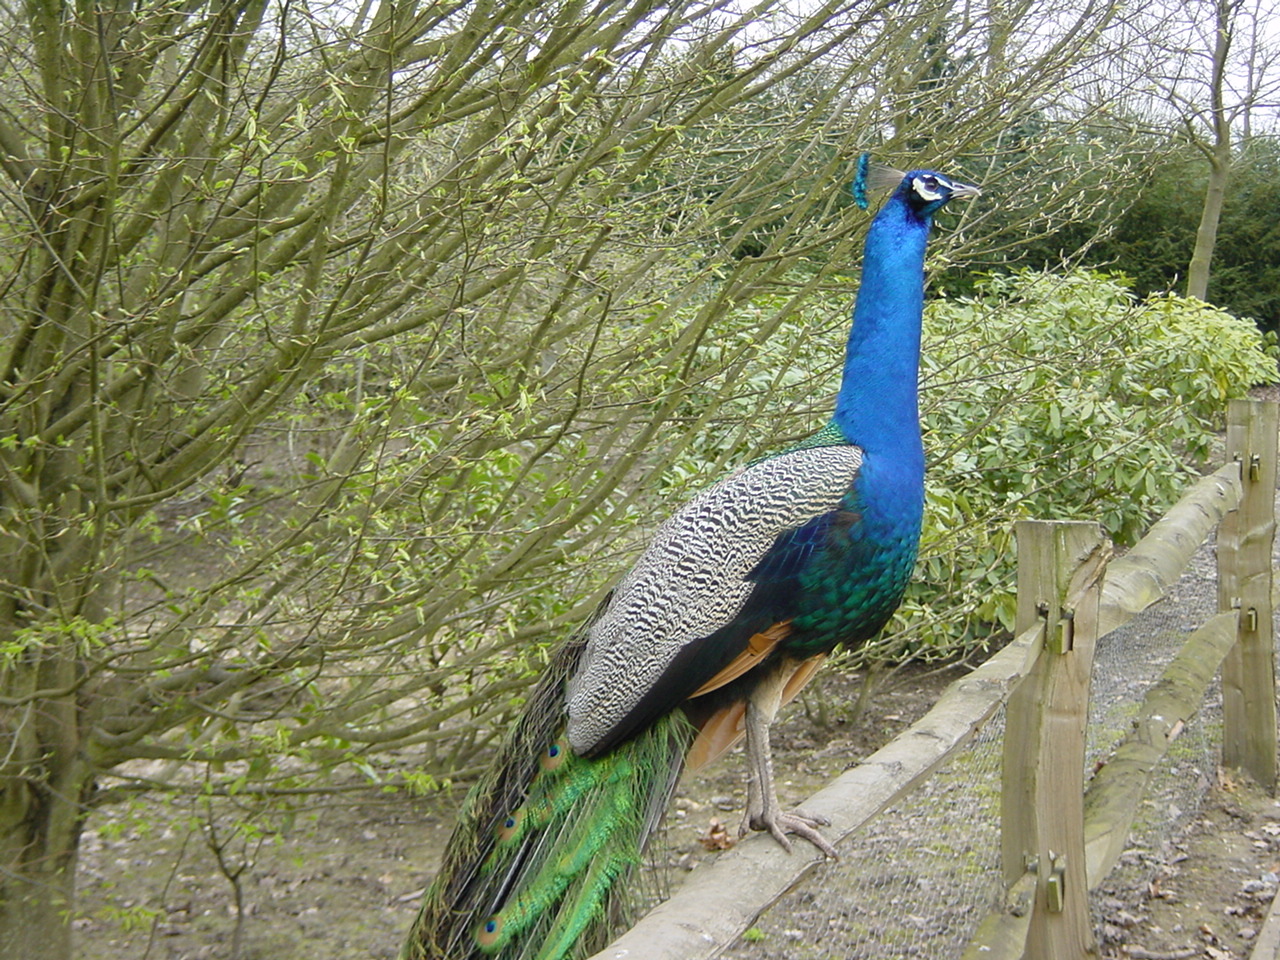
[403,157,980,960]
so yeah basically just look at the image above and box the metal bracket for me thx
[1027,852,1069,912]
[1045,855,1067,913]
[1050,610,1075,655]
[1235,451,1264,482]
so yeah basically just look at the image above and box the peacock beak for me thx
[949,181,982,200]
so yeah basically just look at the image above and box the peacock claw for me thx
[742,808,839,858]
[789,806,830,828]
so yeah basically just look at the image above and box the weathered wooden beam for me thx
[967,548,1240,960]
[590,619,1047,960]
[1098,462,1241,638]
[1220,398,1279,791]
[959,870,1036,960]
[1002,520,1108,960]
[1082,610,1238,884]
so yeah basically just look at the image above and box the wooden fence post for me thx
[1002,521,1109,960]
[1219,398,1279,791]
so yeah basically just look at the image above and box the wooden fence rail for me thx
[593,618,1047,960]
[591,398,1278,960]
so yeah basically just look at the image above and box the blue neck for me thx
[833,194,930,460]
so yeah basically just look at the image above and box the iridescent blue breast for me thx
[786,453,924,655]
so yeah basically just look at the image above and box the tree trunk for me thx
[0,735,94,960]
[1186,0,1237,302]
[0,443,104,959]
[1186,147,1231,302]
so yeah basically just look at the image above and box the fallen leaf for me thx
[698,817,735,851]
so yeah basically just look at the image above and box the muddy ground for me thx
[74,659,1280,960]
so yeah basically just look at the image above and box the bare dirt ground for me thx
[73,666,953,960]
[1096,775,1280,960]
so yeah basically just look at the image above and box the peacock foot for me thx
[742,807,838,858]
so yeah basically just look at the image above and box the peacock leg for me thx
[741,666,838,858]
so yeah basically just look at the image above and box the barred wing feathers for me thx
[565,443,863,757]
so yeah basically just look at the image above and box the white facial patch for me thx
[911,175,950,202]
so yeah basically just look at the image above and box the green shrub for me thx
[907,269,1276,654]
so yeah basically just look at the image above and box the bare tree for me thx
[0,0,1138,955]
[1115,0,1280,298]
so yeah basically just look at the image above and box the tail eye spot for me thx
[539,737,570,771]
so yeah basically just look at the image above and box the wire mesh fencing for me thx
[717,541,1231,960]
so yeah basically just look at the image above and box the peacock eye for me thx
[911,174,946,201]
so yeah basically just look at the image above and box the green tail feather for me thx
[403,637,691,960]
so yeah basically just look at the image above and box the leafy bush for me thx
[911,269,1276,653]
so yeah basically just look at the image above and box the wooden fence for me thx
[590,397,1279,960]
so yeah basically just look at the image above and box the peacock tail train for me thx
[404,632,691,960]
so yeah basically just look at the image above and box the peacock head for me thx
[853,154,981,219]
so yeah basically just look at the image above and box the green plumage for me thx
[404,636,691,960]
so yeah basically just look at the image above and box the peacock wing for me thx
[564,443,862,757]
